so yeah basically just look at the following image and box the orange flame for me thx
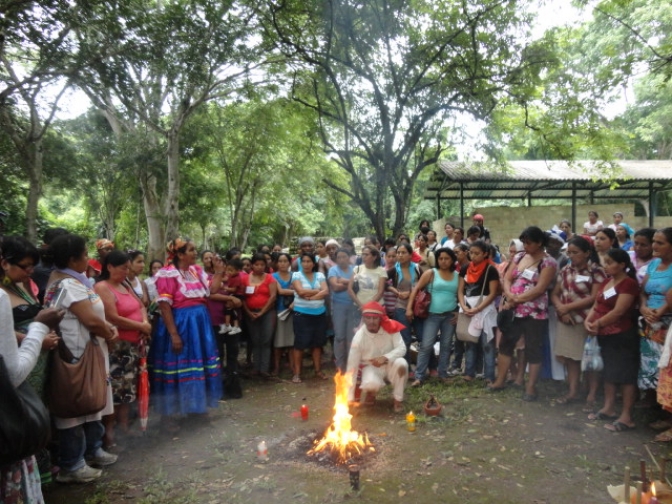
[307,371,373,464]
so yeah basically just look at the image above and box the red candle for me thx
[300,404,309,421]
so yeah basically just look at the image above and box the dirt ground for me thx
[43,361,672,504]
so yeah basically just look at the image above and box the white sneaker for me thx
[219,324,230,334]
[229,326,242,335]
[56,464,102,483]
[86,448,118,467]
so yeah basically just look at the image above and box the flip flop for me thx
[605,421,636,432]
[292,374,302,384]
[315,371,329,380]
[555,395,578,405]
[587,412,618,421]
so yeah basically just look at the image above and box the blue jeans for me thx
[332,302,360,372]
[415,312,457,381]
[465,331,496,381]
[59,420,105,472]
[393,308,424,362]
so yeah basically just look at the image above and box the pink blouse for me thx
[155,264,209,309]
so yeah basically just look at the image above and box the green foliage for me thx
[269,0,553,240]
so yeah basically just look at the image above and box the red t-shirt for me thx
[589,276,639,335]
[227,273,244,296]
[243,273,276,310]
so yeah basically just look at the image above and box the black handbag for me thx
[0,354,51,465]
[497,307,516,334]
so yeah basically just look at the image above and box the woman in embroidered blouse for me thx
[94,251,151,448]
[45,234,119,483]
[584,249,639,432]
[407,247,460,386]
[148,238,222,432]
[292,253,329,382]
[551,236,606,406]
[457,241,500,383]
[638,228,672,395]
[242,253,278,377]
[489,226,557,400]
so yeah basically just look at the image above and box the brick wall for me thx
[433,204,672,249]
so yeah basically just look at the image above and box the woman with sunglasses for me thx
[0,236,61,485]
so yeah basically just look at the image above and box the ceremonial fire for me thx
[307,371,374,464]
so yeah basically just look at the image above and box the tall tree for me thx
[0,1,76,241]
[72,0,265,258]
[268,0,551,241]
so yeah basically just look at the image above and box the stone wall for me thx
[434,204,672,249]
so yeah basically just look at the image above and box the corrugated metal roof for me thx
[424,160,672,201]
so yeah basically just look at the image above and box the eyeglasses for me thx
[13,262,35,272]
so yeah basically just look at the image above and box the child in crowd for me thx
[220,259,245,335]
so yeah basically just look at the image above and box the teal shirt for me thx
[428,269,459,313]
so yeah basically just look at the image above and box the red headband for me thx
[361,302,406,334]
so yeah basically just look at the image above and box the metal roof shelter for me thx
[424,160,672,229]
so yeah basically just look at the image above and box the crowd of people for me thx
[2,209,672,502]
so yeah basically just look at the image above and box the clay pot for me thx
[423,395,442,416]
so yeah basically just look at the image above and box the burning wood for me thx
[307,371,374,464]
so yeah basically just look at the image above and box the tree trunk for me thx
[141,174,166,262]
[165,130,181,240]
[25,138,43,243]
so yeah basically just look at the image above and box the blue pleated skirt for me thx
[148,304,222,416]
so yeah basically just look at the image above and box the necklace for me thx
[4,282,39,306]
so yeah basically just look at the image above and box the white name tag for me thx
[522,269,536,281]
[603,287,617,299]
[576,275,590,283]
[245,285,255,295]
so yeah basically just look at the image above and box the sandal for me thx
[605,421,636,432]
[315,371,328,380]
[654,428,672,442]
[393,400,404,413]
[587,412,618,421]
[410,379,423,387]
[292,374,302,384]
